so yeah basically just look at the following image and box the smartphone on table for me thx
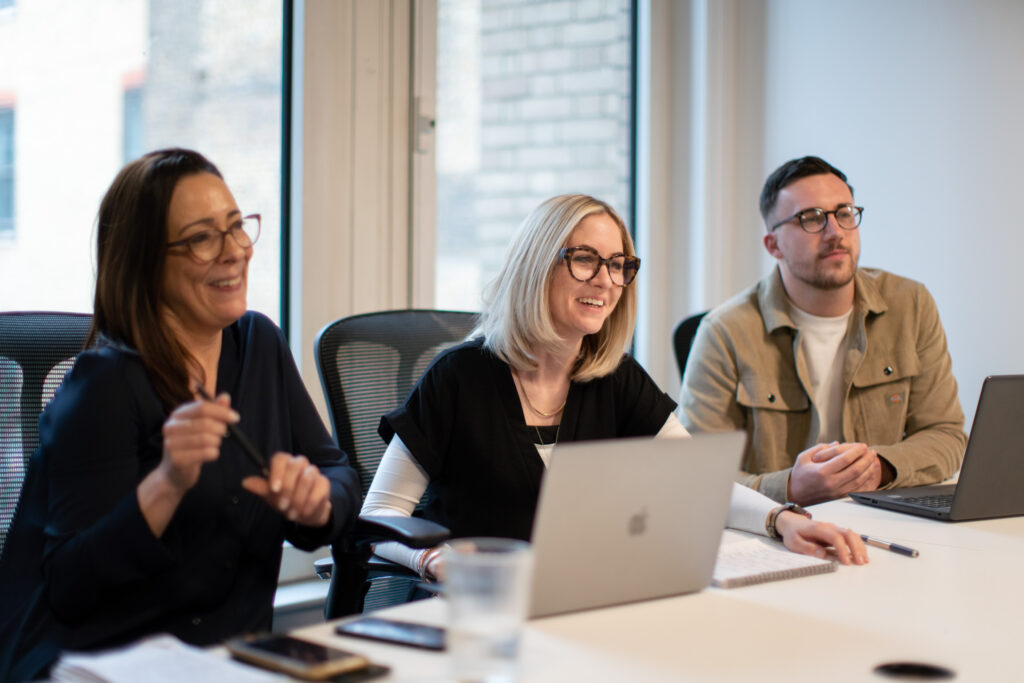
[226,633,385,680]
[335,616,446,651]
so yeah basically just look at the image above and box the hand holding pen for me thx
[159,388,242,493]
[192,386,334,528]
[194,385,268,476]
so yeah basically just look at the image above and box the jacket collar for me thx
[758,266,888,334]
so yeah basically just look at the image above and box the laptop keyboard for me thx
[903,494,954,509]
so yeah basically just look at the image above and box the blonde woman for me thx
[363,194,866,580]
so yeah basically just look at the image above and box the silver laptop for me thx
[527,431,744,618]
[851,375,1024,521]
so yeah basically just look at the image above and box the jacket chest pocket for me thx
[736,377,809,413]
[850,375,912,443]
[736,377,811,471]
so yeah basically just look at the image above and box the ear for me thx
[763,231,781,259]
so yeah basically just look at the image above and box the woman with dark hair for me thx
[0,148,360,681]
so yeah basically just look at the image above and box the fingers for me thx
[160,398,240,490]
[814,442,869,474]
[847,455,883,493]
[248,453,333,527]
[808,441,840,462]
[781,516,869,566]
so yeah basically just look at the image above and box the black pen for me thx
[194,385,269,477]
[860,534,919,558]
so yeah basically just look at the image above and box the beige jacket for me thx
[679,267,967,502]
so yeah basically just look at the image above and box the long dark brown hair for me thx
[88,148,223,411]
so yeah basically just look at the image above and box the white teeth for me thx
[578,298,604,307]
[211,276,242,287]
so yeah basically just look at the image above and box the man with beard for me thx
[678,156,966,505]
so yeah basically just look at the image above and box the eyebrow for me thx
[796,202,855,213]
[176,209,242,237]
[571,244,627,258]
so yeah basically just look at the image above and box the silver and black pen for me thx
[860,534,919,558]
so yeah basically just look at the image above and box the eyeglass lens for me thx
[187,216,260,261]
[567,249,638,285]
[799,206,862,233]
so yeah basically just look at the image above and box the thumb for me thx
[242,476,269,497]
[811,441,839,462]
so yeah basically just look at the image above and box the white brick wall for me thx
[437,0,634,309]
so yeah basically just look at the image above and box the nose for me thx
[591,261,615,287]
[821,213,843,238]
[218,229,248,262]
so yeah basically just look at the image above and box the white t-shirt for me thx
[788,305,853,448]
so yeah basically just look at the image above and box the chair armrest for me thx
[315,515,449,579]
[352,515,449,549]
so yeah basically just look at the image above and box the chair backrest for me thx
[672,311,708,380]
[314,309,478,497]
[0,311,92,557]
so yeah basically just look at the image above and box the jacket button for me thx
[884,366,893,376]
[191,617,202,626]
[768,393,776,403]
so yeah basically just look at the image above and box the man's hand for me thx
[787,442,883,505]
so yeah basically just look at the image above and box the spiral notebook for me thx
[711,537,836,588]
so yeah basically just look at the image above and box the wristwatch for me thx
[766,502,811,539]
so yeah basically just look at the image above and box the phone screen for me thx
[335,616,446,651]
[247,635,356,663]
[227,634,370,680]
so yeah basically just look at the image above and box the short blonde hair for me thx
[478,194,638,382]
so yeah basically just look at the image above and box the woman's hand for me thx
[243,453,333,528]
[140,392,239,537]
[420,547,446,582]
[775,511,869,565]
[159,392,239,493]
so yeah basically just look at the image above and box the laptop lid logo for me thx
[628,508,647,536]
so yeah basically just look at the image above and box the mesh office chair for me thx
[314,309,478,617]
[672,311,708,381]
[0,312,92,559]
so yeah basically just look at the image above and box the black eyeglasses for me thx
[167,214,261,263]
[559,246,641,286]
[769,205,864,233]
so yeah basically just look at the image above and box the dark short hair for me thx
[90,148,223,410]
[759,156,854,222]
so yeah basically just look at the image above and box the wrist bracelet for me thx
[766,502,811,539]
[417,547,442,580]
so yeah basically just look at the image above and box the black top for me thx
[379,338,676,541]
[0,312,361,681]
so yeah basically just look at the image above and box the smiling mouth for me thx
[210,275,243,288]
[578,297,605,308]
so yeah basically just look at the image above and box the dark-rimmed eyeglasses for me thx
[167,214,261,263]
[559,246,640,287]
[769,205,864,234]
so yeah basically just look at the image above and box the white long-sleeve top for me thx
[361,413,779,574]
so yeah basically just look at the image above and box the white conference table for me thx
[295,500,1024,681]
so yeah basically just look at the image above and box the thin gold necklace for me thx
[514,370,568,418]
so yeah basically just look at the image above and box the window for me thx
[0,106,12,237]
[122,82,144,164]
[434,0,635,310]
[0,0,282,320]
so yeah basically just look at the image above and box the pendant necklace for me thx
[514,370,568,418]
[534,423,561,447]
